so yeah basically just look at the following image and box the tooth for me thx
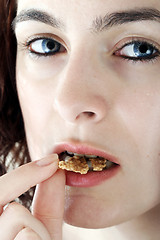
[66,151,74,156]
[86,160,93,170]
[85,154,97,158]
[74,153,85,157]
[64,156,72,162]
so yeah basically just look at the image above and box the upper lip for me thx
[53,142,120,165]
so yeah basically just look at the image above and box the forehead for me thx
[17,0,160,18]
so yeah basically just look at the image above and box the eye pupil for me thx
[46,41,56,50]
[139,44,148,54]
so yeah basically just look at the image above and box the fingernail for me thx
[35,154,58,167]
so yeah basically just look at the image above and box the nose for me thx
[53,54,108,124]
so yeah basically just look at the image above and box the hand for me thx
[0,154,65,240]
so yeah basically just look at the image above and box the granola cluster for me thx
[58,155,107,174]
[90,158,107,171]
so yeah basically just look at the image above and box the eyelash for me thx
[23,36,160,63]
[113,38,160,63]
[24,36,66,59]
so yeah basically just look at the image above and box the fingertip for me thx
[35,154,59,167]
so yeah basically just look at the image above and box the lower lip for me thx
[65,164,120,187]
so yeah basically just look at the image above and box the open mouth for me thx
[58,151,118,174]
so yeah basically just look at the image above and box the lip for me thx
[65,165,120,187]
[53,142,120,187]
[53,142,120,164]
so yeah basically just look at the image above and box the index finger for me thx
[0,154,59,208]
[32,169,66,240]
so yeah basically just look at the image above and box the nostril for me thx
[76,111,96,120]
[85,111,95,117]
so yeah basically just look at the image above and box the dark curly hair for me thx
[0,0,34,208]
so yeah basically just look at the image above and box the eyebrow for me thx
[13,8,160,33]
[93,8,160,32]
[12,9,65,31]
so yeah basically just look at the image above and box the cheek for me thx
[17,73,50,127]
[16,47,65,79]
[16,63,56,159]
[15,50,66,123]
[117,84,160,152]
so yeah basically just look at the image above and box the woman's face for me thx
[15,0,160,228]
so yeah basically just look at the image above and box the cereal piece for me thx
[58,155,109,174]
[59,156,89,174]
[90,158,107,171]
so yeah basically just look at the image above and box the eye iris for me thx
[42,39,60,53]
[134,42,154,57]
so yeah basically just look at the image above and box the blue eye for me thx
[123,42,156,58]
[28,38,62,55]
[133,42,155,58]
[114,40,160,61]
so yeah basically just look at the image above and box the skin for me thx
[0,155,65,240]
[11,0,160,238]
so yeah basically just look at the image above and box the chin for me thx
[63,184,147,229]
[63,191,124,229]
[64,206,108,229]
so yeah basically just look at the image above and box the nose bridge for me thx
[62,49,92,93]
[54,45,107,123]
[65,41,94,85]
